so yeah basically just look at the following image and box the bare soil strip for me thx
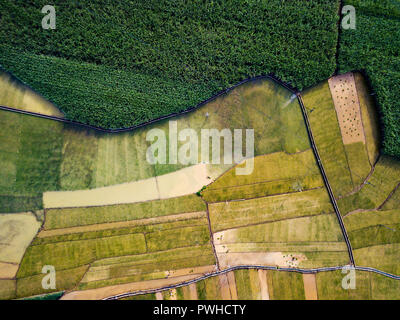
[44,164,215,209]
[0,262,19,279]
[328,73,366,145]
[302,273,318,300]
[189,283,198,300]
[257,270,270,300]
[218,274,232,300]
[226,271,238,300]
[38,211,206,237]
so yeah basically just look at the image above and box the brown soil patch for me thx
[303,273,318,300]
[257,270,270,300]
[328,73,366,145]
[226,271,238,300]
[218,274,232,300]
[39,211,206,237]
[188,283,198,300]
[0,262,18,279]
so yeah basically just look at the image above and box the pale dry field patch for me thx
[303,273,318,300]
[328,73,365,145]
[44,164,216,209]
[0,213,41,263]
[0,72,64,118]
[257,270,270,300]
[218,273,232,300]
[217,252,306,269]
[0,262,19,279]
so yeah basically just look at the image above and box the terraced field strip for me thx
[44,194,205,229]
[328,73,371,186]
[38,211,206,238]
[209,188,333,232]
[297,93,355,265]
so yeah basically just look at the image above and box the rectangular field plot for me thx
[316,270,400,300]
[44,194,205,229]
[18,193,215,296]
[354,244,400,275]
[209,188,333,232]
[202,149,324,202]
[213,214,348,268]
[301,81,354,198]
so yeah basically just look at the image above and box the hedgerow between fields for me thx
[0,0,340,128]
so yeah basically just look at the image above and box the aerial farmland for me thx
[0,0,399,304]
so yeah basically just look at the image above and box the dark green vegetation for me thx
[0,0,340,128]
[339,0,400,157]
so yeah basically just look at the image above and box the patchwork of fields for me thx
[0,72,399,300]
[121,269,399,300]
[0,77,303,212]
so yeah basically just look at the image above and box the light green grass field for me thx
[338,156,400,215]
[316,270,400,300]
[202,149,324,202]
[301,82,354,198]
[16,266,88,299]
[209,188,333,232]
[217,214,344,243]
[0,280,16,300]
[344,142,371,187]
[44,194,205,229]
[233,269,261,300]
[267,271,305,300]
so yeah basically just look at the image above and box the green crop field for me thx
[317,270,400,300]
[209,188,333,232]
[202,150,324,202]
[17,192,216,296]
[0,0,340,129]
[339,0,400,158]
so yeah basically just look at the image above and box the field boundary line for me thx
[206,186,324,204]
[212,212,335,234]
[296,93,355,266]
[204,202,220,271]
[102,264,400,300]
